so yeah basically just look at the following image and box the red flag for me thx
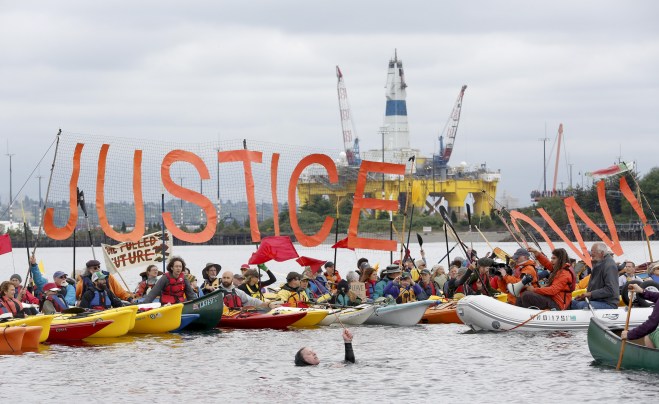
[331,237,355,251]
[0,234,12,255]
[295,256,327,274]
[248,236,299,265]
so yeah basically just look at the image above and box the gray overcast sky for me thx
[1,0,658,206]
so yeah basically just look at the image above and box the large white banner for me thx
[101,230,173,272]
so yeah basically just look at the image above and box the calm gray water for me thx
[2,243,658,402]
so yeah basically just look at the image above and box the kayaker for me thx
[201,263,222,294]
[462,258,499,297]
[79,272,125,310]
[442,266,459,297]
[517,247,575,310]
[76,259,133,302]
[219,271,277,310]
[647,262,659,283]
[142,256,198,304]
[329,279,361,306]
[186,274,203,297]
[358,267,377,300]
[618,261,641,291]
[304,267,329,300]
[276,272,311,307]
[0,281,29,318]
[373,265,402,300]
[571,243,619,310]
[300,276,316,303]
[233,273,245,288]
[324,262,341,289]
[499,248,539,305]
[432,264,448,290]
[39,282,69,314]
[295,328,355,366]
[238,266,277,299]
[134,265,163,299]
[384,271,427,303]
[621,283,659,349]
[418,269,441,298]
[9,274,39,305]
[27,254,76,305]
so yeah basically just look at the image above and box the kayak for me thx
[220,311,306,329]
[131,303,183,333]
[20,326,43,350]
[364,300,436,326]
[318,305,377,326]
[172,314,200,332]
[421,301,462,324]
[48,320,114,342]
[53,307,137,338]
[457,295,654,332]
[0,315,54,342]
[268,307,328,327]
[0,327,25,352]
[587,317,659,372]
[182,289,224,331]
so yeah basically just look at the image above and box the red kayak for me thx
[219,311,306,329]
[48,320,114,342]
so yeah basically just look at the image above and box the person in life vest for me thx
[39,282,70,314]
[218,271,275,311]
[9,274,39,305]
[238,265,277,299]
[373,265,402,300]
[276,272,311,307]
[76,259,133,302]
[618,261,642,292]
[201,263,222,294]
[295,328,355,366]
[499,248,539,305]
[134,265,163,299]
[515,247,575,310]
[79,272,124,310]
[142,256,197,304]
[384,272,427,303]
[0,281,29,318]
[417,269,441,299]
[465,257,501,297]
[359,267,378,300]
[329,279,362,307]
[324,262,341,289]
[27,254,76,306]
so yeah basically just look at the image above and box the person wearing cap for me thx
[142,256,198,304]
[0,281,29,317]
[218,271,276,311]
[571,242,620,310]
[373,265,402,300]
[76,259,133,302]
[238,265,277,299]
[233,272,245,288]
[307,268,330,300]
[79,272,124,310]
[275,272,310,307]
[134,264,163,300]
[464,257,501,297]
[383,271,427,303]
[39,282,69,314]
[498,248,539,305]
[295,328,355,366]
[621,282,659,349]
[27,254,77,305]
[201,263,222,294]
[8,274,39,305]
[323,262,341,289]
[186,274,203,298]
[417,268,440,299]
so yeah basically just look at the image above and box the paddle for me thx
[617,290,635,370]
[416,233,423,249]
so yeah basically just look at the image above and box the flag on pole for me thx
[248,236,299,265]
[0,234,12,255]
[331,237,355,251]
[295,256,327,274]
[586,161,634,180]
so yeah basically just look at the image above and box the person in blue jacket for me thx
[383,272,427,303]
[373,265,402,300]
[29,255,76,306]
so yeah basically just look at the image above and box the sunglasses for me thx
[58,275,68,279]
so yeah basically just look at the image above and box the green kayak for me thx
[182,289,224,331]
[587,317,659,372]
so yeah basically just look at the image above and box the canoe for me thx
[587,317,659,372]
[0,315,54,342]
[318,305,377,326]
[48,320,114,342]
[172,314,201,332]
[131,304,183,333]
[21,326,43,350]
[457,295,654,332]
[364,300,436,326]
[0,327,25,352]
[53,307,137,338]
[182,289,224,330]
[268,307,328,327]
[219,311,306,329]
[421,302,462,324]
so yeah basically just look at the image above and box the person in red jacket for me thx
[516,247,575,310]
[9,274,39,305]
[498,248,539,305]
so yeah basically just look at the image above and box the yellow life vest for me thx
[397,287,417,304]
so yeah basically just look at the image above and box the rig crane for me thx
[434,85,467,178]
[336,66,361,166]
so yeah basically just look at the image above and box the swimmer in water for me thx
[294,328,355,366]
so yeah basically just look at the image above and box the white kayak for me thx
[364,300,436,326]
[318,305,377,326]
[457,295,654,332]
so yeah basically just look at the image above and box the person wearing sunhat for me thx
[498,248,539,305]
[79,272,124,310]
[39,282,69,314]
[201,263,222,293]
[383,271,427,303]
[134,264,163,299]
[238,266,277,299]
[275,272,310,307]
[373,265,402,300]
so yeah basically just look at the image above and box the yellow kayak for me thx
[53,307,137,338]
[131,304,183,334]
[269,307,328,327]
[0,315,54,342]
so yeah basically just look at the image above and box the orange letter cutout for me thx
[271,153,280,236]
[348,161,405,251]
[619,177,655,237]
[96,144,145,242]
[161,150,217,243]
[44,143,83,240]
[288,154,337,246]
[508,210,556,251]
[218,150,263,242]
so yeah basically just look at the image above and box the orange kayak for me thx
[420,302,462,324]
[21,326,43,350]
[0,327,26,352]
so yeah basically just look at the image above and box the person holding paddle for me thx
[621,283,659,349]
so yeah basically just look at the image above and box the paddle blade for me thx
[439,205,451,225]
[466,204,472,225]
[416,233,423,247]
